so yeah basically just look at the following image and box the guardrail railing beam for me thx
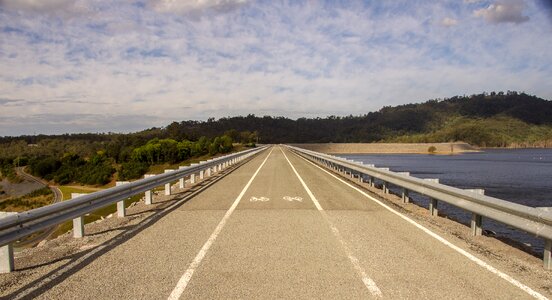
[0,145,268,273]
[288,145,552,269]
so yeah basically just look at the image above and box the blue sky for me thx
[0,0,551,136]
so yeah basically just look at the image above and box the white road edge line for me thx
[291,149,548,300]
[279,147,383,298]
[168,147,274,300]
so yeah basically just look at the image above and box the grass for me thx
[0,187,54,212]
[58,185,98,200]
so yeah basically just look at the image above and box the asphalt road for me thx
[12,146,547,299]
[14,167,63,248]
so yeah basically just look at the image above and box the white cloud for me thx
[148,0,249,14]
[441,17,459,26]
[474,0,530,24]
[0,1,550,136]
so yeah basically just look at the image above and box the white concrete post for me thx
[115,181,130,218]
[71,193,86,238]
[164,169,175,195]
[200,170,204,179]
[425,179,440,216]
[144,174,155,205]
[397,172,410,203]
[545,239,551,270]
[466,189,485,236]
[382,181,389,194]
[0,212,16,273]
[178,166,186,188]
[206,168,211,177]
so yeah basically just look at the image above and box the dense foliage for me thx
[20,134,235,184]
[0,91,551,186]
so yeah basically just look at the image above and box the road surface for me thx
[15,167,63,248]
[3,146,548,299]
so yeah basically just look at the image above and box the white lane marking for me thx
[280,147,383,298]
[168,147,274,300]
[293,150,549,300]
[250,196,270,202]
[283,196,303,202]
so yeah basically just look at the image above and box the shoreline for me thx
[290,142,480,155]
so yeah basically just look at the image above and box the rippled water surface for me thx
[340,149,552,253]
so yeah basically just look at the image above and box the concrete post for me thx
[115,181,130,218]
[544,239,551,270]
[200,170,204,179]
[71,194,86,238]
[178,166,186,188]
[144,174,155,205]
[73,216,84,238]
[382,181,389,194]
[164,169,175,195]
[0,212,16,273]
[206,168,211,177]
[0,243,13,273]
[429,198,438,216]
[402,188,410,203]
[466,189,485,236]
[424,179,440,216]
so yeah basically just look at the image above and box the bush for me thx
[119,161,149,180]
[428,146,437,153]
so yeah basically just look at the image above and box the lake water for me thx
[340,149,552,254]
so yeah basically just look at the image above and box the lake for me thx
[339,148,552,254]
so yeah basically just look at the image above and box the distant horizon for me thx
[1,0,551,137]
[1,90,549,138]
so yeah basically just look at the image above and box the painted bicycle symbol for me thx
[249,196,270,202]
[283,196,303,202]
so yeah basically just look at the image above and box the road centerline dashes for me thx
[279,147,383,298]
[168,147,274,300]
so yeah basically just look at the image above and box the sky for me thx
[0,0,551,136]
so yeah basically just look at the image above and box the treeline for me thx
[125,91,551,146]
[14,134,239,185]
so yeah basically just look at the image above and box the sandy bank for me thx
[290,142,479,154]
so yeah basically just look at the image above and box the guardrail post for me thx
[206,167,211,177]
[466,189,485,236]
[0,212,16,273]
[545,239,551,270]
[0,243,14,273]
[144,174,155,205]
[71,194,86,238]
[382,181,389,194]
[115,181,130,217]
[424,178,440,216]
[164,169,175,195]
[178,166,187,188]
[402,188,410,203]
[200,170,204,179]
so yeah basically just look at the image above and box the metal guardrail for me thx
[0,145,268,272]
[286,145,552,269]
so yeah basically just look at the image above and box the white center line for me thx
[292,149,548,300]
[168,147,274,300]
[279,147,383,298]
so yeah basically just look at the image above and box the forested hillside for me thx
[1,91,551,186]
[137,91,552,146]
